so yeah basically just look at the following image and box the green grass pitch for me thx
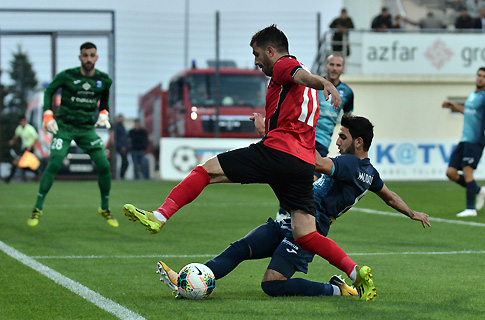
[1,180,484,319]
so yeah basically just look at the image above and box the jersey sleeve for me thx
[98,76,113,111]
[14,125,22,138]
[343,87,354,114]
[272,58,302,86]
[329,155,353,180]
[43,71,66,112]
[369,168,384,193]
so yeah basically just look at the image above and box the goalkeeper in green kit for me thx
[28,42,118,228]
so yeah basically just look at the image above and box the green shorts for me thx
[49,122,105,157]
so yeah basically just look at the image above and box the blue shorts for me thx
[448,142,484,170]
[264,218,322,279]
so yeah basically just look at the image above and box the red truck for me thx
[138,66,268,156]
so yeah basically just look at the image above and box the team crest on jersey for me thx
[82,82,91,90]
[97,80,102,87]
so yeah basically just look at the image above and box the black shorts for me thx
[218,141,315,216]
[448,142,484,170]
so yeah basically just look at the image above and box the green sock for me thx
[93,152,111,210]
[34,159,61,210]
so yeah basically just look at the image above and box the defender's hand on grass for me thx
[409,211,431,228]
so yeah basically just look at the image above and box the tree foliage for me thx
[1,45,38,162]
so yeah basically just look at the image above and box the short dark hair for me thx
[80,42,97,51]
[478,67,485,74]
[341,114,374,152]
[250,24,289,53]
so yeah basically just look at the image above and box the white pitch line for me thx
[0,240,145,320]
[30,250,485,260]
[352,207,485,227]
[33,254,215,259]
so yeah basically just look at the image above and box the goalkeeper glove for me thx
[43,110,58,135]
[95,110,111,129]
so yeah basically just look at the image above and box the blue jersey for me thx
[461,90,485,146]
[315,80,354,149]
[313,154,384,236]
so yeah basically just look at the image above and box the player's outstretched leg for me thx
[27,208,43,227]
[329,275,358,296]
[98,208,119,228]
[124,204,164,234]
[354,266,377,301]
[476,186,485,210]
[156,261,180,297]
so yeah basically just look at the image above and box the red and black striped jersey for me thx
[262,56,319,165]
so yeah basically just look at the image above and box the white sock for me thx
[332,284,341,296]
[153,211,167,223]
[349,266,357,282]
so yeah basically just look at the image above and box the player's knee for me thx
[46,156,63,174]
[91,153,111,175]
[96,159,111,175]
[446,168,457,181]
[261,280,285,297]
[228,239,251,259]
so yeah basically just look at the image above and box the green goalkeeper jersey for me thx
[44,67,112,129]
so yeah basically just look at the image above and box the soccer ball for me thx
[177,263,216,300]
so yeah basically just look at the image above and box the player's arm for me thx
[250,112,265,137]
[315,152,333,175]
[293,69,341,109]
[442,101,464,114]
[375,184,431,228]
[9,133,19,146]
[42,72,65,134]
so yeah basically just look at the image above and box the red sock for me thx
[157,166,210,220]
[295,231,357,278]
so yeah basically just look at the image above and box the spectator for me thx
[114,114,129,179]
[405,10,446,29]
[474,6,485,29]
[450,0,466,11]
[329,8,354,56]
[371,7,393,31]
[393,15,404,29]
[455,6,476,29]
[4,116,39,183]
[129,119,149,180]
[466,0,485,18]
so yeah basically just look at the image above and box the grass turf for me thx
[1,180,484,319]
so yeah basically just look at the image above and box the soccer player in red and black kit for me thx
[124,25,377,300]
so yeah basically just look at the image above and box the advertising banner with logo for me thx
[369,138,485,180]
[160,138,259,181]
[362,33,485,75]
[161,138,485,181]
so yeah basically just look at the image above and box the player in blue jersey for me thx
[276,53,354,221]
[157,114,430,301]
[443,67,485,217]
[315,53,354,157]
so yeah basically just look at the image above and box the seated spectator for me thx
[329,8,354,56]
[405,10,446,29]
[474,6,485,29]
[393,15,404,29]
[371,7,393,31]
[455,6,476,29]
